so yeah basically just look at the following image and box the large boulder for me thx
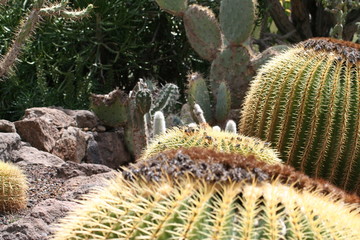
[14,118,60,152]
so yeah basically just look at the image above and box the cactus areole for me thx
[240,38,360,194]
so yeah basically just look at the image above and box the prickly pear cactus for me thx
[240,38,360,194]
[0,161,28,213]
[183,4,222,61]
[90,88,129,127]
[156,0,259,124]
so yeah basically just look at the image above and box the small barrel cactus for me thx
[139,125,282,165]
[0,161,28,213]
[240,38,360,194]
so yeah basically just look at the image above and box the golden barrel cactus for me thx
[240,38,360,194]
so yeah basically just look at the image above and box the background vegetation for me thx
[0,0,359,121]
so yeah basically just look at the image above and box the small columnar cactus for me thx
[52,171,360,239]
[0,161,28,213]
[139,125,282,165]
[153,111,166,137]
[240,38,360,194]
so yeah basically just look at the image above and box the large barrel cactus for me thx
[0,161,28,213]
[52,147,360,239]
[52,126,360,239]
[240,38,360,194]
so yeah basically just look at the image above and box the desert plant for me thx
[240,37,360,194]
[156,0,259,124]
[0,0,93,78]
[139,124,282,165]
[0,161,28,213]
[52,163,360,239]
[90,80,180,159]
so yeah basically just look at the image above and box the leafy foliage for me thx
[0,0,213,120]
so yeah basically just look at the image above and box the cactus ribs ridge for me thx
[126,147,360,205]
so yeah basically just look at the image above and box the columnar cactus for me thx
[155,0,259,125]
[240,38,360,194]
[0,0,93,78]
[0,161,28,213]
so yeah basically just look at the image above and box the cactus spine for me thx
[53,172,360,239]
[240,38,360,194]
[0,161,28,213]
[0,0,93,78]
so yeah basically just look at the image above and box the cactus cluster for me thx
[0,161,28,213]
[90,79,180,158]
[318,0,360,39]
[155,0,259,125]
[240,37,360,194]
[0,0,93,78]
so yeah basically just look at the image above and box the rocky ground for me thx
[0,107,132,240]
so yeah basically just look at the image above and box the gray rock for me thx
[12,145,64,167]
[85,131,132,169]
[0,200,78,240]
[15,118,60,152]
[74,110,98,129]
[51,127,87,163]
[21,107,75,128]
[0,120,16,133]
[0,133,21,162]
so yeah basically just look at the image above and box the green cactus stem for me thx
[0,161,28,213]
[53,171,360,239]
[90,88,129,127]
[187,72,213,124]
[215,81,231,123]
[220,0,256,45]
[210,45,254,108]
[183,4,222,61]
[240,38,360,194]
[155,0,188,17]
[150,83,180,116]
